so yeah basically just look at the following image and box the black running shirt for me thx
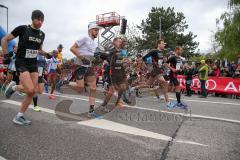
[11,25,45,62]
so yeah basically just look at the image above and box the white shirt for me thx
[74,35,97,67]
[47,57,59,72]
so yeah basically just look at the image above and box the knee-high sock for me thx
[33,96,38,107]
[176,92,181,103]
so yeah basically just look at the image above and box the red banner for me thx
[177,75,240,95]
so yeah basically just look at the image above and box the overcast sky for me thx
[0,0,228,58]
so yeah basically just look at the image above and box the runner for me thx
[1,10,47,125]
[99,37,129,111]
[55,44,64,92]
[32,54,47,112]
[47,50,60,99]
[1,45,17,93]
[70,23,102,117]
[130,39,170,106]
[166,46,187,108]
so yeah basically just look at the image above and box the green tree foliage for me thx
[214,0,240,61]
[136,7,199,58]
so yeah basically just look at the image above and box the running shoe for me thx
[88,111,103,119]
[166,101,176,109]
[33,106,41,112]
[48,95,56,100]
[4,81,16,99]
[116,101,125,108]
[13,116,32,125]
[176,102,188,110]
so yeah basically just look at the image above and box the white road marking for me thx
[1,99,208,147]
[128,106,240,124]
[0,156,7,160]
[169,98,240,106]
[43,93,240,124]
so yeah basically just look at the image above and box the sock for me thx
[33,96,38,107]
[17,112,24,118]
[12,85,17,91]
[176,92,181,103]
[89,105,94,113]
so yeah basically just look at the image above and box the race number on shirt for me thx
[25,49,38,58]
[176,63,181,70]
[51,62,57,69]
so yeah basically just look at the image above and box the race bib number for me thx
[25,49,38,58]
[176,63,181,70]
[51,63,57,69]
[38,67,43,76]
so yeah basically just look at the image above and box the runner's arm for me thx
[1,33,15,55]
[70,43,83,59]
[142,50,154,62]
[38,45,50,57]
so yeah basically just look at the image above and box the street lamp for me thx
[0,4,8,32]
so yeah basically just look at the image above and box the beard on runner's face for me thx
[32,19,43,29]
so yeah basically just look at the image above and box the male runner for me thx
[70,23,101,117]
[2,10,47,125]
[130,39,170,106]
[166,46,187,108]
[99,37,129,111]
[47,50,60,99]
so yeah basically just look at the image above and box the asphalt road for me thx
[0,87,240,160]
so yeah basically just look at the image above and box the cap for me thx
[58,44,64,49]
[31,10,44,21]
[88,23,102,30]
[200,60,205,64]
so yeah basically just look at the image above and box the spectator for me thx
[184,63,194,97]
[212,64,220,77]
[198,60,208,98]
[221,67,232,77]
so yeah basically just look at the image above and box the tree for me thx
[136,7,199,58]
[214,0,240,61]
